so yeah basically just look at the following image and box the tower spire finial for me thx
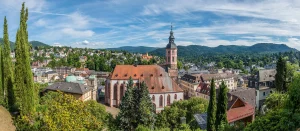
[171,23,173,31]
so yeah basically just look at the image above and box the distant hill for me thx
[110,43,297,57]
[0,38,50,50]
[106,46,158,53]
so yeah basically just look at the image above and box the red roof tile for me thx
[227,102,255,123]
[111,65,183,93]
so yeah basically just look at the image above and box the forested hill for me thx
[149,43,298,57]
[106,46,158,53]
[0,38,50,50]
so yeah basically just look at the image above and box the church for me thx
[104,25,184,112]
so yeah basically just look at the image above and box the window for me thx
[159,95,163,107]
[270,90,273,94]
[263,92,266,96]
[168,57,170,62]
[120,85,124,99]
[167,95,171,106]
[172,50,174,53]
[168,51,170,54]
[114,84,118,100]
[172,57,174,62]
[152,95,155,102]
[174,94,177,100]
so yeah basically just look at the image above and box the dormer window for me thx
[160,74,162,76]
[152,86,155,89]
[141,74,143,77]
[150,74,153,77]
[124,74,128,77]
[115,74,118,77]
[162,86,165,89]
[134,74,137,77]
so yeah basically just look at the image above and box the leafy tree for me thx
[207,78,217,131]
[265,92,287,110]
[155,97,208,130]
[275,56,287,92]
[177,60,183,69]
[216,81,228,129]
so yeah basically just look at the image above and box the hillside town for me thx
[0,2,300,131]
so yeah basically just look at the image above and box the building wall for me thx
[256,88,274,108]
[180,80,198,97]
[204,77,235,90]
[105,79,184,112]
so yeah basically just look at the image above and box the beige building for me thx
[180,73,236,98]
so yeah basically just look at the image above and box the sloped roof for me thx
[44,82,92,95]
[227,102,255,123]
[111,65,183,93]
[258,69,276,82]
[229,88,256,107]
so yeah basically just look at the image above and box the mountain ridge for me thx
[0,38,50,50]
[106,43,298,57]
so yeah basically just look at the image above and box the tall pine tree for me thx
[3,16,15,111]
[118,77,137,130]
[207,78,217,131]
[216,81,228,129]
[275,56,287,92]
[137,82,156,129]
[14,3,37,116]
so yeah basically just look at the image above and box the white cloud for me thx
[34,19,46,27]
[61,28,94,38]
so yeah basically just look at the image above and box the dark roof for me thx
[194,113,207,130]
[229,88,256,107]
[44,82,93,95]
[166,43,177,49]
[45,71,57,74]
[258,69,276,82]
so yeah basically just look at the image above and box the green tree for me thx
[118,77,137,130]
[177,60,183,69]
[137,82,156,128]
[2,17,15,110]
[207,78,217,131]
[14,3,38,117]
[275,56,287,92]
[0,47,3,105]
[216,81,228,129]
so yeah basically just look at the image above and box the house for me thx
[65,75,98,100]
[79,56,87,63]
[105,26,183,113]
[194,88,256,129]
[248,69,276,109]
[141,53,153,61]
[74,68,90,77]
[45,71,58,81]
[54,67,76,75]
[43,82,94,101]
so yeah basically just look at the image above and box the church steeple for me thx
[166,24,177,49]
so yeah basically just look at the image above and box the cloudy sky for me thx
[1,0,300,49]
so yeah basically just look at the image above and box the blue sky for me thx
[1,0,300,49]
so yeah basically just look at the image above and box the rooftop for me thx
[44,82,93,95]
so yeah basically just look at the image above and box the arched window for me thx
[153,103,156,112]
[120,85,124,99]
[167,94,171,106]
[114,84,117,100]
[152,95,155,102]
[159,95,163,107]
[174,94,177,100]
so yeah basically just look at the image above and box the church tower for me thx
[166,24,177,69]
[165,24,178,81]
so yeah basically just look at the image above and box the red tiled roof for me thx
[111,65,183,93]
[227,101,255,123]
[197,83,210,95]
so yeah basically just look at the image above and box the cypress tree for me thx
[118,77,136,130]
[216,81,228,129]
[0,47,3,105]
[2,16,15,111]
[207,78,217,131]
[14,3,37,116]
[275,56,287,92]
